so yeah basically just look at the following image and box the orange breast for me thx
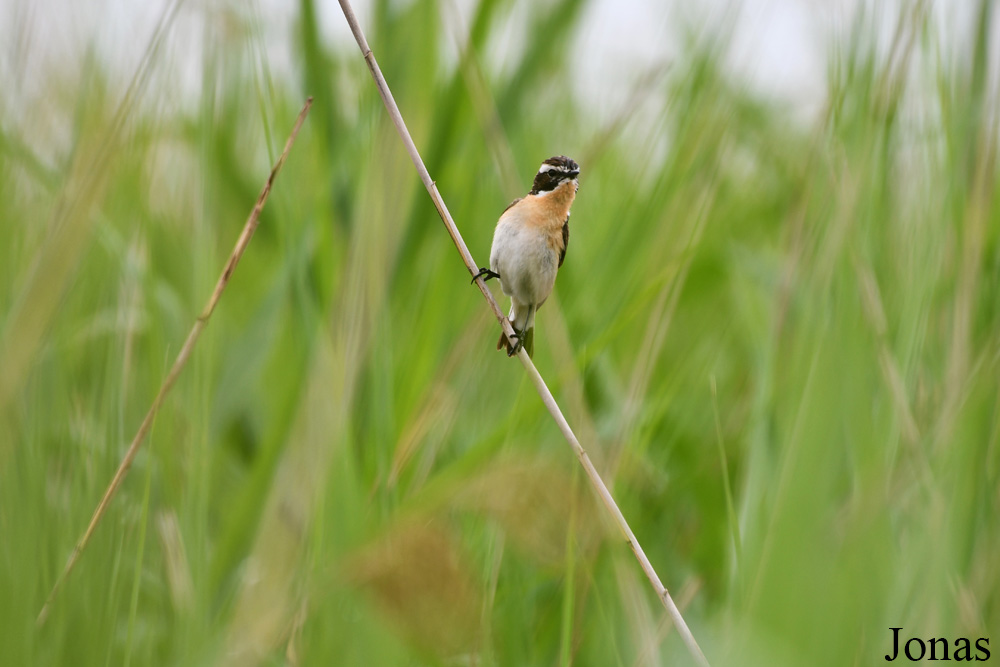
[497,179,576,257]
[517,181,575,252]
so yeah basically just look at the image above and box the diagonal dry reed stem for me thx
[335,2,709,664]
[36,98,313,627]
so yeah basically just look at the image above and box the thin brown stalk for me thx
[37,98,313,626]
[335,2,709,664]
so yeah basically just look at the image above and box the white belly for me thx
[490,221,558,307]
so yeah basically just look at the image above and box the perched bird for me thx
[472,155,580,358]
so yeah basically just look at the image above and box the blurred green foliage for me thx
[1,0,998,665]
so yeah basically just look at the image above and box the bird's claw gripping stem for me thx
[507,328,523,356]
[471,267,501,284]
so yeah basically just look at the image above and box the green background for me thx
[2,0,998,664]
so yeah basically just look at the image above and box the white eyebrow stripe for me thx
[538,163,557,173]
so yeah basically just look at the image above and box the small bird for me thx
[472,155,580,358]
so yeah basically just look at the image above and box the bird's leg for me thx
[506,304,533,356]
[507,326,524,356]
[471,267,501,284]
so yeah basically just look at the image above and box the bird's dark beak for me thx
[568,170,580,178]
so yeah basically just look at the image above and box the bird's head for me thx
[530,155,580,195]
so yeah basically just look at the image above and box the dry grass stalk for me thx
[36,97,314,626]
[335,2,709,664]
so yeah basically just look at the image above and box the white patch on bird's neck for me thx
[532,178,577,197]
